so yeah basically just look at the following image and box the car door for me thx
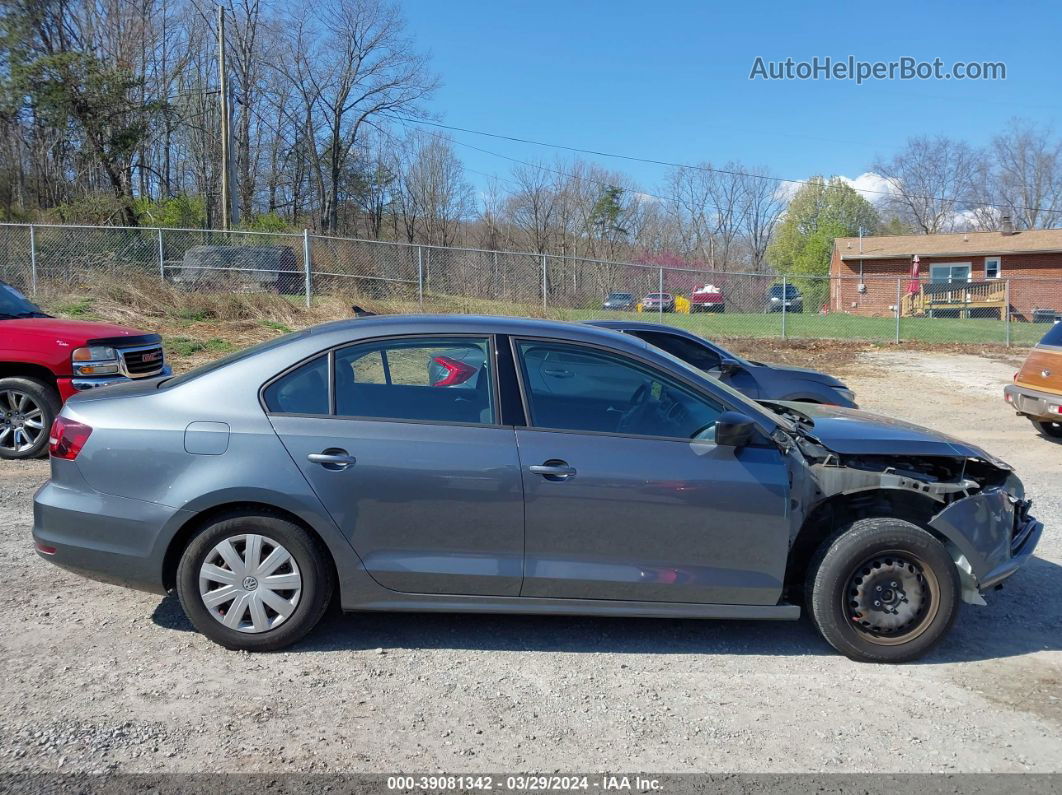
[512,338,790,606]
[265,335,525,597]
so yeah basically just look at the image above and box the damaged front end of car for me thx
[771,404,1044,606]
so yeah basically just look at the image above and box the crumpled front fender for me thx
[928,487,1041,591]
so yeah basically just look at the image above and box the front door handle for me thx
[529,460,576,480]
[308,449,357,470]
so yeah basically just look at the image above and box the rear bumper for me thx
[32,474,190,594]
[1004,383,1062,421]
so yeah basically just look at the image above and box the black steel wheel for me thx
[807,517,960,663]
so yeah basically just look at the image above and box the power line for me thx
[389,115,1062,220]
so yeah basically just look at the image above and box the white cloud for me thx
[840,172,897,203]
[776,172,899,205]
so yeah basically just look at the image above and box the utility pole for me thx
[217,5,236,229]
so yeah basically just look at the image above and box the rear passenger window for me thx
[334,338,494,424]
[263,355,328,414]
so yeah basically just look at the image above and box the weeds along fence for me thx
[1,221,1060,347]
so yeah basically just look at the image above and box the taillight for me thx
[49,416,92,460]
[431,355,476,387]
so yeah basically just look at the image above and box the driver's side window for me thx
[515,341,723,439]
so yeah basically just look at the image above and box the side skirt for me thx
[343,593,801,621]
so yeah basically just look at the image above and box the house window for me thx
[985,257,1001,279]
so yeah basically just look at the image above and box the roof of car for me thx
[585,319,704,338]
[308,313,644,346]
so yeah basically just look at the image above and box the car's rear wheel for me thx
[0,377,60,460]
[806,517,960,663]
[176,513,334,651]
[1032,419,1062,438]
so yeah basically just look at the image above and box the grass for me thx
[165,336,237,357]
[564,308,1047,346]
[260,320,293,334]
[53,298,95,317]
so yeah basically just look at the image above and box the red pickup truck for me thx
[0,280,168,460]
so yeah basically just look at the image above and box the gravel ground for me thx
[0,348,1060,775]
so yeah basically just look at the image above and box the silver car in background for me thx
[34,315,1041,661]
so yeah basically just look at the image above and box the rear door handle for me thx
[529,460,576,479]
[308,449,357,470]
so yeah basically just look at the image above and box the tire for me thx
[1032,419,1062,438]
[0,376,60,460]
[176,512,335,651]
[805,517,960,663]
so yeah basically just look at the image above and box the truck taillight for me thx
[49,417,92,460]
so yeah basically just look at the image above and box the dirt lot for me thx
[0,347,1060,774]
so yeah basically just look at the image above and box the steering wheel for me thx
[615,382,653,434]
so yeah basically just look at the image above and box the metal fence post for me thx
[541,254,548,310]
[781,275,787,339]
[895,278,902,344]
[417,246,424,306]
[157,228,165,283]
[302,229,312,308]
[1004,280,1011,347]
[658,267,664,316]
[28,224,37,296]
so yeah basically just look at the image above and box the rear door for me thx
[266,335,525,596]
[512,338,790,606]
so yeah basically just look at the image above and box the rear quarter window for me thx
[262,355,329,414]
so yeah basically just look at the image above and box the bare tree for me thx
[989,118,1062,229]
[506,161,557,253]
[278,0,435,232]
[873,136,980,234]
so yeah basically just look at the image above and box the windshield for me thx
[769,285,799,297]
[0,281,48,318]
[647,293,669,299]
[607,293,632,300]
[162,328,311,389]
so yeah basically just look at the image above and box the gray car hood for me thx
[749,360,844,386]
[772,401,1004,461]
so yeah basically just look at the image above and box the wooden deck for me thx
[901,281,1007,319]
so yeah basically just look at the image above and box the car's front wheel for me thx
[1032,418,1062,438]
[806,517,960,663]
[176,512,334,651]
[0,376,60,460]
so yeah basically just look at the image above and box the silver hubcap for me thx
[0,389,45,454]
[198,534,302,634]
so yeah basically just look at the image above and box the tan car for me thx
[1004,322,1062,438]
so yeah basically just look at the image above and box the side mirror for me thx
[719,357,742,375]
[714,411,756,448]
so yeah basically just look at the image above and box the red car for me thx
[0,280,168,459]
[690,284,725,313]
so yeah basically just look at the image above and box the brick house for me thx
[829,227,1062,321]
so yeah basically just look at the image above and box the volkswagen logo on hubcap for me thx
[242,576,259,591]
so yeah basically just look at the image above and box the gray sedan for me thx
[34,315,1041,662]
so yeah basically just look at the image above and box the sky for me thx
[400,0,1061,201]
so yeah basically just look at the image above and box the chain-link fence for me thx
[2,221,1060,346]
